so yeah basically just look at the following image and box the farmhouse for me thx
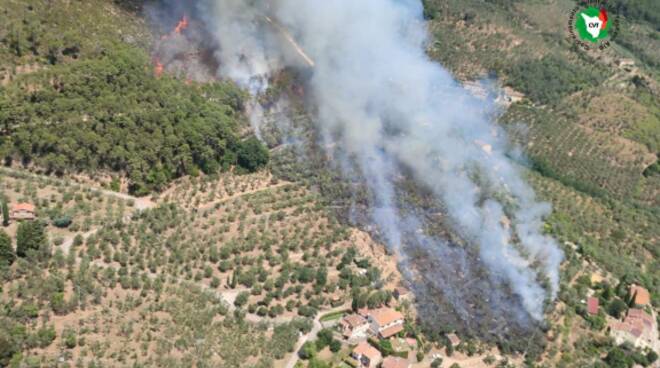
[447,333,461,347]
[351,341,382,368]
[10,203,36,221]
[367,307,404,339]
[381,356,410,368]
[629,285,650,307]
[610,308,659,352]
[340,314,370,340]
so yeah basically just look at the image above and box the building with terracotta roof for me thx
[610,308,658,352]
[340,314,370,340]
[586,297,599,315]
[447,333,461,347]
[381,356,410,368]
[629,285,650,307]
[367,307,405,339]
[10,203,36,221]
[351,341,382,368]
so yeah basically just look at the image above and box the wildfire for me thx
[154,59,164,78]
[174,15,189,34]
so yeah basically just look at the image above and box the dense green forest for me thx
[0,0,269,194]
[505,56,604,105]
[0,44,268,194]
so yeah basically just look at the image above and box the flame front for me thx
[174,15,189,34]
[154,59,164,77]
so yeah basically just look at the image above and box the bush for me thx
[237,137,269,172]
[605,347,633,368]
[63,329,77,349]
[607,299,628,319]
[35,326,56,348]
[329,339,341,353]
[316,329,334,349]
[298,341,316,360]
[53,216,72,228]
[50,292,68,315]
[234,291,250,308]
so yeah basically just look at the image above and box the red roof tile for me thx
[11,203,35,212]
[353,341,381,362]
[630,285,650,306]
[379,323,404,338]
[587,297,599,315]
[382,356,410,368]
[369,307,404,327]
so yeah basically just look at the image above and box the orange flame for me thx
[174,15,189,34]
[154,59,164,78]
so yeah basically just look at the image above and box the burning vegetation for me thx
[147,0,563,356]
[151,12,218,82]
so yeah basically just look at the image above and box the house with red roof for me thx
[10,203,36,221]
[610,308,659,352]
[629,285,650,307]
[351,341,382,368]
[340,314,370,340]
[586,297,599,315]
[382,356,410,368]
[367,307,405,339]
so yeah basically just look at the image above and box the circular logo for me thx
[576,7,610,42]
[568,4,619,51]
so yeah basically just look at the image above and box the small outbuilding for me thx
[10,203,36,221]
[351,341,382,368]
[587,297,599,315]
[382,356,410,368]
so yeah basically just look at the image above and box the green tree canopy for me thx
[16,221,47,258]
[237,137,269,173]
[0,230,14,266]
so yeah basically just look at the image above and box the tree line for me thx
[0,43,268,194]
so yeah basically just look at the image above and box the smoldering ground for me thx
[148,0,563,347]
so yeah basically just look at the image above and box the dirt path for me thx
[0,167,155,210]
[198,181,290,211]
[59,228,97,255]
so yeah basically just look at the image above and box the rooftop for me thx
[369,307,404,327]
[587,297,599,315]
[379,323,404,339]
[630,285,650,306]
[353,341,381,361]
[342,314,368,328]
[611,308,654,338]
[447,333,461,346]
[11,203,35,212]
[382,356,410,368]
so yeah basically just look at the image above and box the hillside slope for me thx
[0,0,268,194]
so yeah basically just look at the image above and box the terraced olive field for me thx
[0,170,399,367]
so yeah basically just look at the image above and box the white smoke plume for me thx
[185,0,563,321]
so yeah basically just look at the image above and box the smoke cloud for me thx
[164,0,563,322]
